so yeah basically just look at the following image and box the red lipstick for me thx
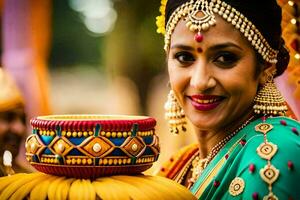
[189,95,224,111]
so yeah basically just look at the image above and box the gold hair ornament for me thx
[186,0,216,32]
[156,0,279,63]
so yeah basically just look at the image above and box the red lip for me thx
[190,94,223,100]
[189,95,225,111]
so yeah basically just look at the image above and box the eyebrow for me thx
[170,44,194,51]
[170,42,243,51]
[209,42,243,51]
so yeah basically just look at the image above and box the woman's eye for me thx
[213,52,239,67]
[174,52,195,64]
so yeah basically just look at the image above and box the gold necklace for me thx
[187,115,255,188]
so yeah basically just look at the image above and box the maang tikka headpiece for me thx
[187,0,216,42]
[156,0,279,64]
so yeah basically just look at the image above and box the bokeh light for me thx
[69,0,117,36]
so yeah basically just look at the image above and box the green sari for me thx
[159,116,300,199]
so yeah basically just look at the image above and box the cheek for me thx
[224,75,258,101]
[224,59,259,96]
[168,61,182,88]
[168,66,189,94]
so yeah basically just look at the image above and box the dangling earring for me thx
[164,90,187,134]
[253,73,288,116]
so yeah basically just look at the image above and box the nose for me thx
[190,61,216,91]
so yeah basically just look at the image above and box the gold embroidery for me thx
[255,123,273,134]
[229,177,245,196]
[256,142,278,160]
[263,192,278,200]
[255,122,279,198]
[260,164,279,185]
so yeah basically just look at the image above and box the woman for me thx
[156,0,300,199]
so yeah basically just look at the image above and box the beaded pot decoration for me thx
[26,115,160,179]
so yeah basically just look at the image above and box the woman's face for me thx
[168,16,262,132]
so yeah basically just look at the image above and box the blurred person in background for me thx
[0,68,30,176]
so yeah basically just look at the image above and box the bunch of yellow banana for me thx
[0,172,196,200]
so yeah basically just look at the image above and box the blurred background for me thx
[0,0,299,173]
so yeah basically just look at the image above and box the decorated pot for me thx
[25,115,159,178]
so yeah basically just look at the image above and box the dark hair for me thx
[165,0,290,76]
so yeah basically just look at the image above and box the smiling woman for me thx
[156,0,300,199]
[168,17,259,132]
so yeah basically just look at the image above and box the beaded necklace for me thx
[185,115,255,189]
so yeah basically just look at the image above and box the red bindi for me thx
[194,32,204,42]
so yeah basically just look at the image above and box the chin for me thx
[188,116,223,131]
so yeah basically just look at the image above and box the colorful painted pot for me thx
[25,115,159,178]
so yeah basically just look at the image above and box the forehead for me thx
[170,15,251,49]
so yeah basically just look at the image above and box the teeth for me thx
[194,98,219,104]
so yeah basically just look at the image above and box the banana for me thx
[113,175,196,200]
[1,173,196,200]
[82,179,96,200]
[87,179,97,200]
[111,175,164,200]
[142,175,186,200]
[94,177,135,200]
[29,174,59,200]
[0,173,26,193]
[108,176,152,200]
[54,177,75,200]
[76,179,89,200]
[92,180,112,200]
[10,173,51,200]
[144,176,196,200]
[61,178,75,200]
[68,179,84,200]
[0,172,42,200]
[47,176,67,200]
